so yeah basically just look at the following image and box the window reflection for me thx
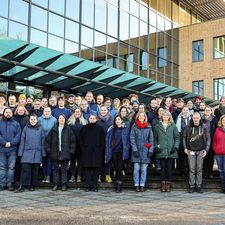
[31,5,47,31]
[94,31,106,52]
[82,0,94,27]
[140,3,148,22]
[65,20,79,42]
[130,15,139,39]
[49,13,64,37]
[81,26,93,48]
[9,21,28,41]
[0,0,8,18]
[49,0,65,15]
[0,18,8,36]
[32,0,48,8]
[130,0,139,18]
[66,0,79,22]
[158,47,167,68]
[30,28,47,47]
[140,51,148,70]
[95,0,106,33]
[108,3,118,38]
[10,0,28,24]
[125,54,134,72]
[214,36,225,59]
[120,10,129,41]
[65,40,79,54]
[120,0,129,12]
[48,34,64,52]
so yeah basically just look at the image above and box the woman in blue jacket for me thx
[130,112,154,192]
[16,114,45,192]
[105,115,130,192]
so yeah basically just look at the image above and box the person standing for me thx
[80,114,105,192]
[183,112,211,193]
[0,108,21,191]
[213,115,225,194]
[105,115,130,193]
[38,107,57,183]
[130,112,154,192]
[52,97,72,119]
[16,114,45,192]
[154,110,180,192]
[46,114,76,191]
[214,96,225,122]
[14,105,29,130]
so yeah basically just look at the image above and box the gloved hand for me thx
[154,147,161,154]
[133,151,140,158]
[147,151,153,158]
[144,143,152,149]
[170,147,178,154]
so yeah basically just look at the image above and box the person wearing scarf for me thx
[213,115,225,194]
[16,114,45,192]
[176,106,191,176]
[130,112,154,192]
[214,96,225,122]
[97,105,113,183]
[202,106,218,179]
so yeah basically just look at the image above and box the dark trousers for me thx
[112,151,123,182]
[52,161,68,185]
[177,153,188,174]
[203,147,214,176]
[84,167,100,188]
[20,163,39,186]
[70,151,82,177]
[159,158,173,181]
[42,157,52,178]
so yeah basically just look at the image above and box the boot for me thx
[69,176,75,183]
[15,185,24,193]
[52,184,58,191]
[77,176,82,183]
[115,182,122,193]
[105,175,112,183]
[165,182,171,192]
[161,181,166,192]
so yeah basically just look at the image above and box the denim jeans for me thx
[0,151,17,187]
[42,157,52,177]
[215,155,225,191]
[133,163,148,187]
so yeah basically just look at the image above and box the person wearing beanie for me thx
[130,112,154,192]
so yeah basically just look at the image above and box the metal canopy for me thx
[0,38,218,106]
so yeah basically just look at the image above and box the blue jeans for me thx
[133,163,148,187]
[0,151,17,187]
[42,157,52,177]
[215,155,225,191]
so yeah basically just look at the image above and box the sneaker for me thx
[42,177,46,183]
[8,186,14,191]
[105,175,112,183]
[85,187,91,192]
[45,176,50,183]
[98,176,101,183]
[196,187,204,194]
[135,186,140,192]
[93,186,98,192]
[15,185,24,193]
[140,186,145,192]
[122,170,125,176]
[77,176,82,183]
[188,187,195,193]
[52,184,58,191]
[69,176,76,183]
[62,184,67,191]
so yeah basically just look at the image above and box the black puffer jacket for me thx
[46,125,76,161]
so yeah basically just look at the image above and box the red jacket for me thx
[213,127,225,155]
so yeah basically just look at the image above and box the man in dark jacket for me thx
[80,114,105,192]
[183,112,211,193]
[172,98,184,123]
[0,108,21,191]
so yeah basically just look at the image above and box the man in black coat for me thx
[80,114,105,192]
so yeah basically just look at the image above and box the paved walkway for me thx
[0,188,225,225]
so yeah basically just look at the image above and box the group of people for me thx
[0,91,225,194]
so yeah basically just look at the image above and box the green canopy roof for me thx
[0,38,218,107]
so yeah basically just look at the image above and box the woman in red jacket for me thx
[213,114,225,194]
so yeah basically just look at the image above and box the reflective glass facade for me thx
[0,0,205,87]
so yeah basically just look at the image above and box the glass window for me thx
[9,21,28,41]
[31,5,47,31]
[140,20,148,36]
[158,0,165,15]
[49,13,64,37]
[81,26,93,48]
[94,31,106,51]
[65,40,79,54]
[130,0,139,18]
[32,0,48,8]
[107,36,118,56]
[65,19,79,42]
[10,0,28,24]
[120,0,129,12]
[214,78,225,100]
[157,14,165,31]
[158,47,167,68]
[213,36,225,59]
[0,18,8,36]
[125,54,134,72]
[130,15,139,39]
[149,9,157,28]
[95,0,106,33]
[66,0,79,22]
[120,10,129,41]
[192,40,204,62]
[108,3,118,38]
[82,0,94,27]
[48,34,64,52]
[49,0,65,15]
[140,51,148,70]
[30,28,47,47]
[0,0,8,18]
[192,80,204,96]
[172,1,179,24]
[140,3,148,22]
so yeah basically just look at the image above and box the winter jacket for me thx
[213,127,225,155]
[108,107,117,119]
[202,115,217,137]
[105,124,130,162]
[172,108,183,123]
[30,108,43,118]
[97,115,113,135]
[18,124,46,163]
[52,107,72,119]
[46,125,76,161]
[38,115,57,137]
[88,102,99,115]
[154,122,180,159]
[80,123,105,168]
[130,123,154,164]
[0,118,21,153]
[214,106,225,122]
[14,114,29,130]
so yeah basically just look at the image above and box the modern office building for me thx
[0,0,224,102]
